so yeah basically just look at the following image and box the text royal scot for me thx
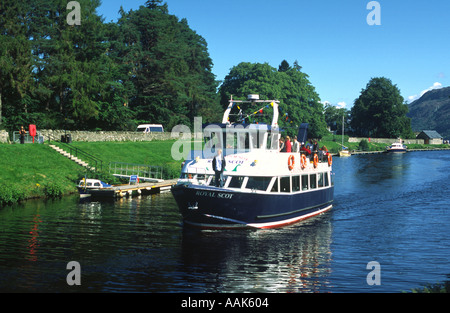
[181,297,269,310]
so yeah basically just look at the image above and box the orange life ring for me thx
[300,154,307,169]
[328,154,332,166]
[288,155,295,171]
[313,154,319,168]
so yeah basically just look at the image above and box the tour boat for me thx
[171,95,334,229]
[386,140,407,153]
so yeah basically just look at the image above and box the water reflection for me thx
[1,151,450,292]
[180,213,333,293]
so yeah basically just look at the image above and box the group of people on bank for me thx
[279,136,329,161]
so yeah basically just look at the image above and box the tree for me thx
[278,60,290,72]
[350,77,414,138]
[219,61,328,138]
[114,4,220,129]
[324,104,350,134]
[0,0,35,125]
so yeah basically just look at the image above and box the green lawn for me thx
[68,140,185,179]
[0,140,185,205]
[0,144,85,205]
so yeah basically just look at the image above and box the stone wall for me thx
[348,137,424,145]
[40,129,177,142]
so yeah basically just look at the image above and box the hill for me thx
[407,86,450,139]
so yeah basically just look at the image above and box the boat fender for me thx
[301,154,307,169]
[288,155,295,171]
[313,154,319,168]
[328,154,332,167]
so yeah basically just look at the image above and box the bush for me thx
[358,139,370,151]
[43,182,63,199]
[0,184,26,206]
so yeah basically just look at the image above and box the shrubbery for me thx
[0,184,26,206]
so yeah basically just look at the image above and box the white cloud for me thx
[407,82,443,103]
[337,101,347,108]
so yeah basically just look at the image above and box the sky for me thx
[97,0,450,109]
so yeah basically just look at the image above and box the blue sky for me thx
[97,0,450,109]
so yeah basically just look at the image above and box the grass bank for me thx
[2,138,449,206]
[0,144,85,206]
[0,140,185,205]
[68,140,183,179]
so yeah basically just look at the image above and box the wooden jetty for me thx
[87,179,178,199]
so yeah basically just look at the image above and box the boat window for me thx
[228,176,245,188]
[94,182,101,187]
[235,132,251,152]
[87,182,93,187]
[292,176,300,192]
[280,176,291,193]
[301,175,309,191]
[196,174,206,180]
[310,174,317,189]
[270,178,279,192]
[318,173,324,188]
[324,172,329,187]
[246,176,272,191]
[267,131,280,150]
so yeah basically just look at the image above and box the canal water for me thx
[0,151,449,293]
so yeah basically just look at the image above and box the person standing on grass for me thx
[19,126,27,144]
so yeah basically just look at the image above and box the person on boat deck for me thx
[312,140,319,153]
[279,137,285,152]
[300,142,311,156]
[319,145,329,161]
[212,149,226,187]
[285,136,292,152]
[292,136,300,153]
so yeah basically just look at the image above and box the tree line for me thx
[0,0,221,132]
[1,0,413,139]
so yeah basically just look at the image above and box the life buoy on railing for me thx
[300,154,307,169]
[328,154,332,167]
[313,154,319,168]
[288,155,295,171]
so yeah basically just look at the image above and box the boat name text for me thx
[195,191,234,199]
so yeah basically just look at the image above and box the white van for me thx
[136,124,164,133]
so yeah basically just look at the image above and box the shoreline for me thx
[0,145,450,206]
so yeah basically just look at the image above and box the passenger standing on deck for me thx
[292,136,300,153]
[285,136,292,152]
[212,149,226,187]
[279,137,285,152]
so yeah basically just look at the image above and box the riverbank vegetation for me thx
[0,144,84,206]
[0,140,183,205]
[2,139,449,206]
